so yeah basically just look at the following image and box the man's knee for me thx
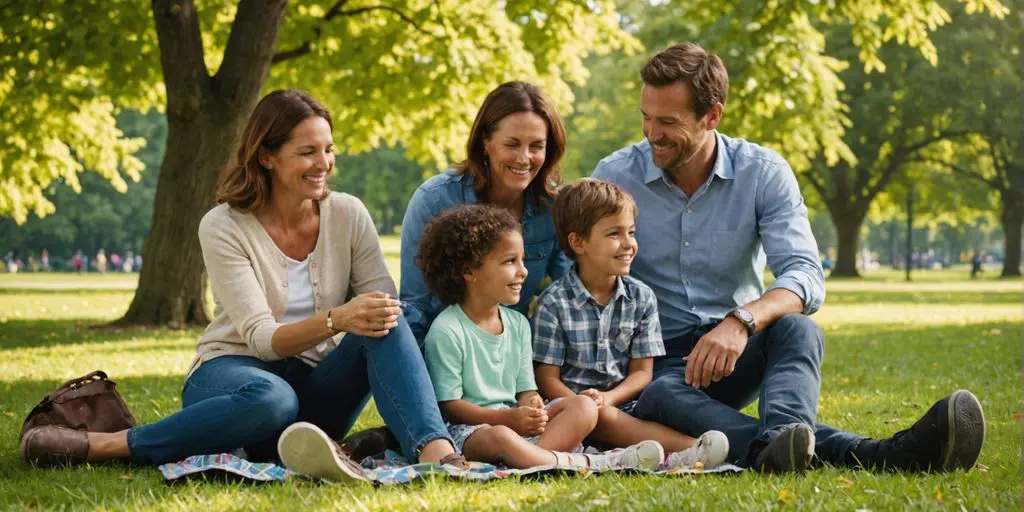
[634,375,687,420]
[768,314,824,359]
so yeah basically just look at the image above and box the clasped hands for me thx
[328,291,401,337]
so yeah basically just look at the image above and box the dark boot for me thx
[340,426,400,461]
[21,426,90,468]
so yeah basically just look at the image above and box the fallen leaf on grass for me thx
[589,498,610,506]
[3,412,14,418]
[976,463,989,472]
[839,477,856,488]
[777,489,793,503]
[935,487,943,503]
[119,474,133,481]
[1013,411,1022,422]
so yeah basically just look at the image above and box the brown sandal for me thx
[438,452,471,470]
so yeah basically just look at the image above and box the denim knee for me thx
[634,375,677,420]
[769,314,824,360]
[238,376,300,434]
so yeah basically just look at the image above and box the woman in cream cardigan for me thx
[20,90,464,481]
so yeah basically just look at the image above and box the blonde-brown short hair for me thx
[553,179,638,262]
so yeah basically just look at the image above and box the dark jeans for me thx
[633,314,864,467]
[126,315,451,465]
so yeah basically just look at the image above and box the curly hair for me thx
[416,204,522,306]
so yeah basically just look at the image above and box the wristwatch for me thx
[326,310,341,333]
[728,307,756,336]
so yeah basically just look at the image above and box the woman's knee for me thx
[237,376,299,431]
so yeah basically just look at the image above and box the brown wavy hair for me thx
[416,204,522,306]
[454,81,565,205]
[554,179,638,262]
[216,89,334,211]
[641,42,729,118]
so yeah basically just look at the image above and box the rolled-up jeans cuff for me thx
[413,431,455,459]
[125,426,148,465]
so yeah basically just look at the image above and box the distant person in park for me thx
[71,250,84,273]
[123,250,135,273]
[21,89,466,481]
[400,81,573,342]
[94,248,107,273]
[40,249,49,271]
[970,251,984,279]
[109,252,122,272]
[418,204,663,470]
[591,42,985,473]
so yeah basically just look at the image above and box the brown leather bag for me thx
[20,371,136,439]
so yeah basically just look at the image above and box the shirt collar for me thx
[567,267,633,307]
[643,132,733,184]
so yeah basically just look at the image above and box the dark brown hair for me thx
[216,89,333,211]
[454,81,565,205]
[416,204,522,305]
[641,42,729,118]
[553,179,638,262]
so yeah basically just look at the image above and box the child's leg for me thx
[462,425,559,469]
[535,395,599,452]
[592,406,698,452]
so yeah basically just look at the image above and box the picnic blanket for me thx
[158,450,743,485]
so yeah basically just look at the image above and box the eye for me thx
[504,142,518,149]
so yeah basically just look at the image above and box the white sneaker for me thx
[664,430,730,470]
[592,440,664,470]
[277,422,369,482]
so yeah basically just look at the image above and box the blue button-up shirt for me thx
[400,169,573,340]
[591,133,825,341]
[533,270,665,393]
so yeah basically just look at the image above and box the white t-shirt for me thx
[281,255,338,365]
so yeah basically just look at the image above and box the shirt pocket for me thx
[613,320,636,353]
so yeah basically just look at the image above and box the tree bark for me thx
[831,211,865,277]
[117,0,287,326]
[1000,195,1023,277]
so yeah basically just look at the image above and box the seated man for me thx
[591,41,985,473]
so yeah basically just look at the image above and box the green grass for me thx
[0,269,1020,510]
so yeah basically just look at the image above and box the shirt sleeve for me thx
[630,286,666,358]
[757,158,826,314]
[424,322,464,402]
[531,294,566,366]
[399,183,444,338]
[513,312,538,394]
[347,197,398,297]
[198,212,283,361]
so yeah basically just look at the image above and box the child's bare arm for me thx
[602,358,654,407]
[440,399,548,436]
[534,364,576,400]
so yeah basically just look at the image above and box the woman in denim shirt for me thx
[401,82,572,340]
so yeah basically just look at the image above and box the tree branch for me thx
[913,157,1004,192]
[802,168,830,200]
[213,0,288,107]
[272,2,430,65]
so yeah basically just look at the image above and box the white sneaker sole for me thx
[699,430,730,467]
[631,440,665,470]
[277,422,369,482]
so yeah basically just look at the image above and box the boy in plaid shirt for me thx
[533,179,729,469]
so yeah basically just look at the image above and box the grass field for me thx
[0,264,1019,510]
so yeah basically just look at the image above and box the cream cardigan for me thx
[187,192,397,378]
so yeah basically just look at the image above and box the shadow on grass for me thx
[824,290,1020,305]
[0,319,201,351]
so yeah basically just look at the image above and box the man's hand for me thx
[685,318,748,389]
[506,406,548,436]
[579,389,606,407]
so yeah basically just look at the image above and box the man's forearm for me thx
[740,288,805,334]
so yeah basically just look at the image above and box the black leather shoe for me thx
[851,389,985,472]
[340,426,399,461]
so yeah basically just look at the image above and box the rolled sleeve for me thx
[757,160,826,315]
[630,291,666,358]
[198,215,284,361]
[531,299,566,366]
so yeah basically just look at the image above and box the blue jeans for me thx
[126,315,452,465]
[633,314,865,467]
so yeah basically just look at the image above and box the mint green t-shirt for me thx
[424,304,538,409]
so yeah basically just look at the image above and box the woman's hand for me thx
[330,291,401,337]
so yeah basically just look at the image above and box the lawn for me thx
[0,267,1019,511]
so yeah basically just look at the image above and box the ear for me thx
[567,232,587,257]
[703,103,724,131]
[258,147,273,169]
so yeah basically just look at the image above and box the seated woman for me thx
[20,89,464,481]
[399,81,573,342]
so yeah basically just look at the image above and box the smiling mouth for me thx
[302,174,327,185]
[509,283,523,291]
[506,166,532,176]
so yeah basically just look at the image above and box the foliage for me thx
[0,272,1019,508]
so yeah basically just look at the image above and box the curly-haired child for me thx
[417,203,662,470]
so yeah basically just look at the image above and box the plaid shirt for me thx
[532,269,665,393]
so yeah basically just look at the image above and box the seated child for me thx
[418,204,662,470]
[533,179,729,470]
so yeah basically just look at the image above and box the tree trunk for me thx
[1000,197,1023,277]
[831,213,865,277]
[117,0,287,326]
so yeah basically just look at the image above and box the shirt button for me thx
[282,281,289,288]
[690,305,697,310]
[687,208,693,213]
[684,241,691,247]
[310,262,316,269]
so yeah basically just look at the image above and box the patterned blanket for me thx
[158,451,743,485]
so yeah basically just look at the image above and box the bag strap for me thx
[57,370,109,391]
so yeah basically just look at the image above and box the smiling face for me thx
[641,82,717,173]
[483,111,548,200]
[261,116,334,202]
[570,209,638,278]
[464,230,528,307]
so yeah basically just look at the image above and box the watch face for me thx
[736,309,753,323]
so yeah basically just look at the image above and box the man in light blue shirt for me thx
[592,42,985,473]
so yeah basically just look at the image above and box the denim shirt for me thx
[400,169,572,340]
[591,133,825,341]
